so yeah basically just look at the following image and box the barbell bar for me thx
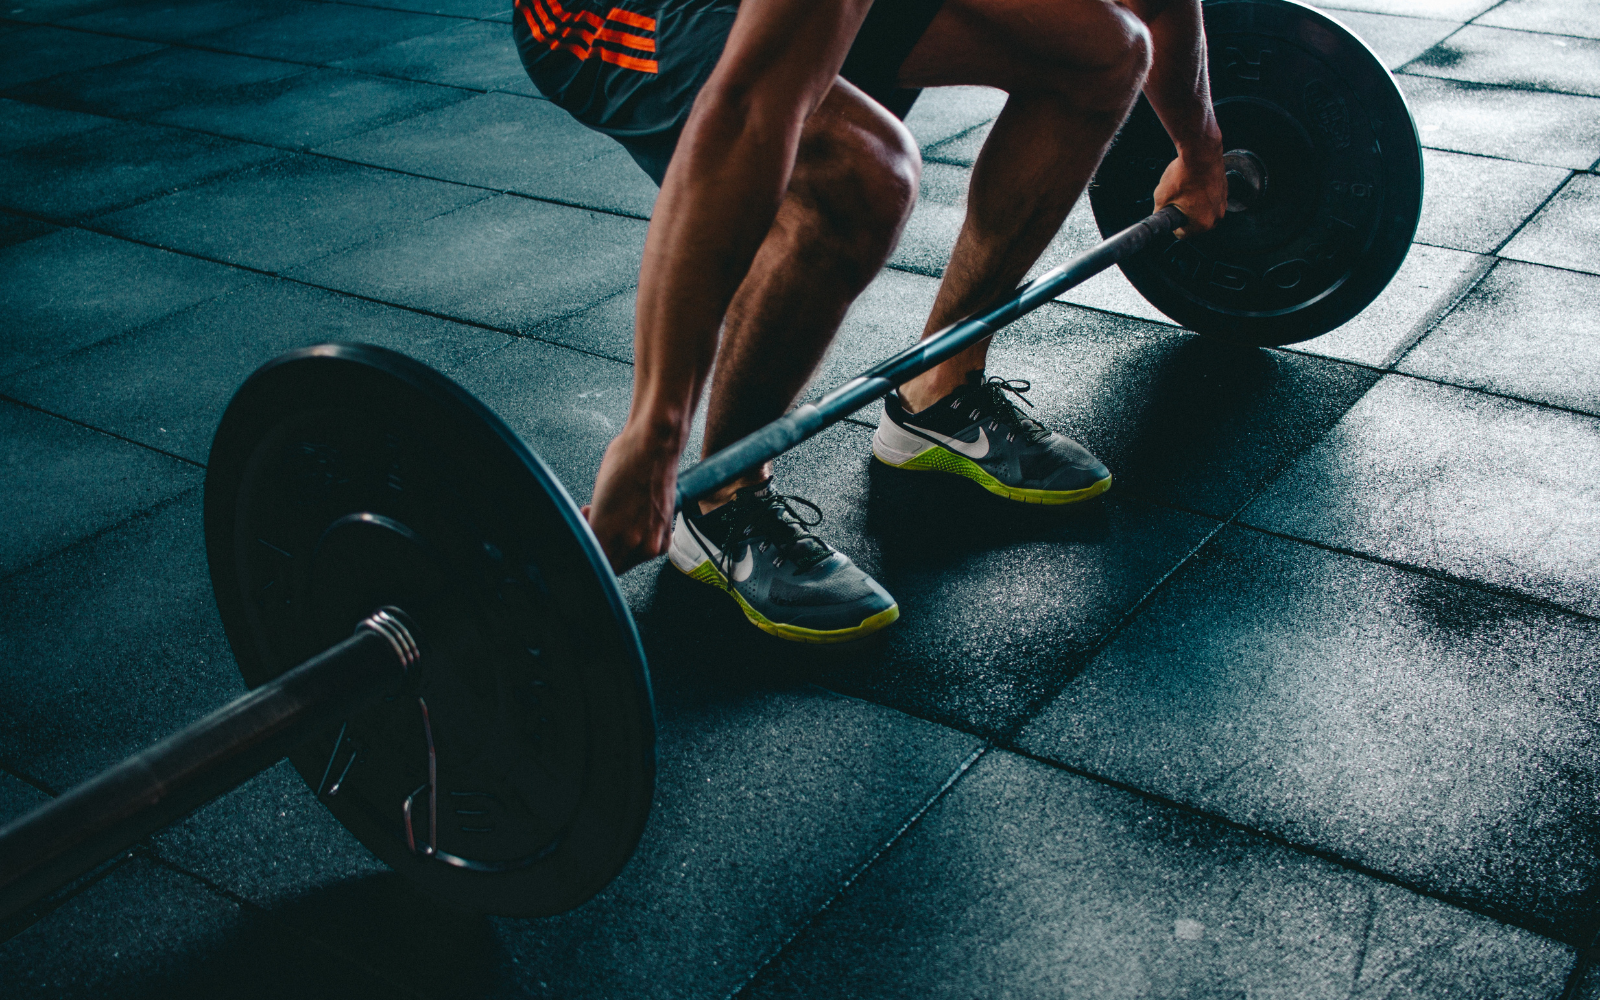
[0,0,1422,924]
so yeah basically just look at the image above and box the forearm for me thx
[1135,0,1220,156]
[629,91,801,451]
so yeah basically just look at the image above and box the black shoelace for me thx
[968,376,1051,445]
[704,484,833,576]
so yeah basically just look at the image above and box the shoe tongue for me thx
[964,369,986,386]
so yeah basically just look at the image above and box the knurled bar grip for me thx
[674,204,1187,507]
[0,612,418,923]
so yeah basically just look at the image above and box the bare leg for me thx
[894,0,1154,411]
[696,80,919,511]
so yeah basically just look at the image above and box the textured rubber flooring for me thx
[3,1,1600,996]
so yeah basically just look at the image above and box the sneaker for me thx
[871,372,1112,504]
[667,482,899,643]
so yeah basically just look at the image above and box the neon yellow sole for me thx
[679,560,899,644]
[877,446,1111,505]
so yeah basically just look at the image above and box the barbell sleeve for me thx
[675,204,1187,507]
[0,610,419,923]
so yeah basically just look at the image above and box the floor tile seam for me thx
[1381,359,1600,422]
[0,759,60,798]
[1420,142,1598,173]
[1314,5,1464,27]
[1436,19,1600,45]
[0,484,202,587]
[1231,519,1600,626]
[876,262,1194,330]
[312,0,501,25]
[0,391,206,470]
[1378,248,1501,369]
[724,743,991,1000]
[135,847,436,999]
[0,849,136,945]
[919,117,997,162]
[0,19,512,100]
[2,90,630,229]
[1558,917,1600,1000]
[1462,0,1511,26]
[994,742,1579,946]
[990,518,1232,746]
[1489,168,1579,256]
[20,214,632,375]
[1394,68,1600,102]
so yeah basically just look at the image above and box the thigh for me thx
[898,0,1147,91]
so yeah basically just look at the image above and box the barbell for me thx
[0,0,1420,924]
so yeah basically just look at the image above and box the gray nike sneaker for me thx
[667,482,899,643]
[871,371,1112,504]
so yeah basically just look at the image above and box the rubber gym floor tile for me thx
[0,492,240,786]
[0,228,251,378]
[0,400,200,579]
[837,486,1218,736]
[282,688,979,1000]
[1501,173,1600,275]
[1412,148,1569,253]
[286,195,648,335]
[970,303,1381,518]
[152,68,471,152]
[1318,0,1491,18]
[0,770,49,822]
[0,119,283,222]
[1403,25,1600,97]
[891,162,1178,326]
[0,209,56,248]
[315,91,617,196]
[1312,6,1460,70]
[186,3,455,65]
[0,97,110,153]
[333,16,528,92]
[528,145,659,218]
[920,119,988,166]
[1477,0,1600,41]
[1400,261,1600,416]
[0,857,396,999]
[901,85,1005,150]
[742,751,1572,999]
[5,45,305,119]
[0,276,514,462]
[95,154,492,273]
[522,284,637,361]
[150,759,389,908]
[1290,243,1490,367]
[1243,375,1600,618]
[334,0,508,16]
[1019,527,1600,938]
[1,0,127,22]
[604,411,1217,738]
[1400,76,1600,170]
[55,0,307,43]
[0,25,161,90]
[447,336,635,503]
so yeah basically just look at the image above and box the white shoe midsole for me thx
[667,513,711,574]
[871,417,939,466]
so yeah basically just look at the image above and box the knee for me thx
[793,111,920,278]
[1088,4,1153,102]
[1024,2,1150,108]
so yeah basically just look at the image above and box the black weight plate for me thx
[203,344,654,916]
[1090,0,1423,345]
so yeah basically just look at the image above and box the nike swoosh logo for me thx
[915,425,989,460]
[730,546,755,582]
[688,522,758,583]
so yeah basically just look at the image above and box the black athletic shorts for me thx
[512,0,946,185]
